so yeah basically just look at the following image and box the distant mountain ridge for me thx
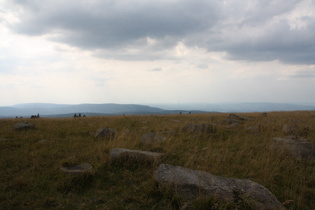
[0,102,315,118]
[0,103,169,117]
[150,102,315,113]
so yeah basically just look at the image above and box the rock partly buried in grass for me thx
[227,122,241,129]
[261,112,268,117]
[14,122,35,131]
[222,114,251,125]
[60,163,93,173]
[246,126,261,134]
[282,124,310,137]
[182,123,217,135]
[272,136,315,159]
[110,148,164,166]
[94,128,116,140]
[141,132,166,144]
[154,164,283,210]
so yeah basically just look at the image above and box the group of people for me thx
[73,113,86,118]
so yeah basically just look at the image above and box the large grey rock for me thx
[110,148,164,166]
[94,128,116,140]
[272,136,315,159]
[141,132,166,144]
[154,164,283,210]
[14,122,35,131]
[182,123,217,135]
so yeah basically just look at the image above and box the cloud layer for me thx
[8,0,315,64]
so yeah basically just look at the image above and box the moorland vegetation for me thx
[0,111,314,209]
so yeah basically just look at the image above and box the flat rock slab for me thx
[60,163,93,173]
[154,164,283,210]
[14,122,35,131]
[272,136,315,159]
[110,148,164,166]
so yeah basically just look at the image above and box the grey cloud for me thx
[196,64,208,69]
[8,0,315,65]
[289,69,315,78]
[211,18,315,65]
[149,67,162,72]
[11,0,221,49]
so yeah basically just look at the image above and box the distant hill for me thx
[0,103,204,118]
[1,102,315,118]
[150,102,315,113]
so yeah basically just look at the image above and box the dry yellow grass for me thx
[0,111,314,209]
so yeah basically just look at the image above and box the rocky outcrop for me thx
[272,136,315,159]
[141,132,166,144]
[182,123,217,135]
[154,164,283,210]
[14,122,35,131]
[94,128,116,140]
[110,148,164,166]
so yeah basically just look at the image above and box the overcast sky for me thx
[1,0,315,106]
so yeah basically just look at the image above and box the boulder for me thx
[14,122,35,131]
[141,132,166,144]
[182,123,217,135]
[110,148,164,166]
[94,128,115,140]
[272,136,315,159]
[154,164,283,210]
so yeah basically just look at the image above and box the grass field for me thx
[0,111,314,209]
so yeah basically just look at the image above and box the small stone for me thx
[94,128,116,140]
[110,148,164,166]
[182,123,217,135]
[14,122,35,131]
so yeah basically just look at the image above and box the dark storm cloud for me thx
[8,0,315,64]
[11,0,220,49]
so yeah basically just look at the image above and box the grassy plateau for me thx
[0,111,314,209]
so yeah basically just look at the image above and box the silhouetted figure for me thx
[79,113,81,117]
[74,114,77,118]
